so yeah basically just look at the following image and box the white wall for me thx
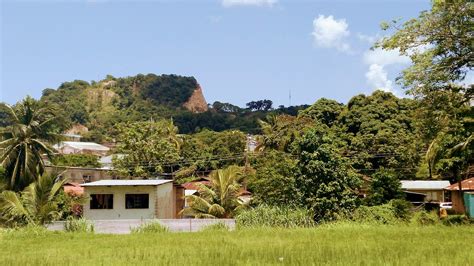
[83,186,157,220]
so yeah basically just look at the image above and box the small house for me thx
[82,180,185,220]
[400,180,451,203]
[444,177,474,214]
[53,141,110,156]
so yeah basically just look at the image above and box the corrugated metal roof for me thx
[444,177,474,191]
[54,141,110,151]
[81,179,173,187]
[401,180,450,190]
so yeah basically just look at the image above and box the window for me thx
[83,175,92,183]
[90,194,113,209]
[125,194,149,209]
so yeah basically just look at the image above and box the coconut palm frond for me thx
[0,190,33,225]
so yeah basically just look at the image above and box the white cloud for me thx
[363,48,410,66]
[365,64,393,92]
[362,48,410,94]
[222,0,277,7]
[357,33,379,45]
[312,15,351,53]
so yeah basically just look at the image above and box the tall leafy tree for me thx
[295,126,361,222]
[113,119,181,178]
[248,151,301,206]
[365,168,404,206]
[378,0,473,97]
[0,97,60,191]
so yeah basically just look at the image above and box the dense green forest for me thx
[19,73,308,142]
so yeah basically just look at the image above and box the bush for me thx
[131,222,169,234]
[352,204,399,225]
[441,215,474,226]
[236,205,315,228]
[200,222,230,232]
[389,199,413,221]
[410,211,439,226]
[64,217,94,233]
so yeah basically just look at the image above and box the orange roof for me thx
[445,177,474,191]
[64,183,84,196]
[181,181,211,190]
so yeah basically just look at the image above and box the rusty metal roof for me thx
[445,177,474,191]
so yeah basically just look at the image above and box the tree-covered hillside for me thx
[35,73,307,141]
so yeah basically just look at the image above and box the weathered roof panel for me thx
[81,179,173,187]
[401,180,450,190]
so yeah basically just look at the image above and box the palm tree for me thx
[182,165,245,218]
[0,96,60,191]
[0,174,68,227]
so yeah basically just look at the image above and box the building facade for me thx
[82,180,185,220]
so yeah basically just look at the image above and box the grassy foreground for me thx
[1,224,473,265]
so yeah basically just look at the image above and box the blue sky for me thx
[1,0,431,107]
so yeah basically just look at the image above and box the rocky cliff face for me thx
[183,84,208,113]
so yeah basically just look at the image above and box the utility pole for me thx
[289,89,292,107]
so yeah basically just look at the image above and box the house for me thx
[444,177,474,214]
[62,133,82,142]
[401,180,451,203]
[53,141,110,156]
[82,180,185,220]
[45,165,115,183]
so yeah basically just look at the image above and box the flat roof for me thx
[54,141,110,151]
[81,179,173,187]
[401,180,450,190]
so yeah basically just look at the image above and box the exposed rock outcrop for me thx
[183,84,208,113]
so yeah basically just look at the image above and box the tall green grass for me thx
[130,222,169,234]
[1,225,472,265]
[236,205,315,228]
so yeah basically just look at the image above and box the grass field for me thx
[1,224,473,265]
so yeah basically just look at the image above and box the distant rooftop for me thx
[81,179,173,187]
[401,180,450,190]
[54,141,110,151]
[444,177,474,191]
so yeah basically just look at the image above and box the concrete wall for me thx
[48,219,236,234]
[45,166,114,183]
[84,186,157,220]
[407,189,445,202]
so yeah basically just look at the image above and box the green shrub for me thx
[442,215,474,226]
[236,205,315,228]
[2,225,50,238]
[200,222,230,232]
[389,199,413,220]
[131,222,169,234]
[352,204,399,225]
[64,217,94,233]
[410,211,439,226]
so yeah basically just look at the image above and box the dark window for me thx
[90,194,113,209]
[125,194,149,209]
[83,175,92,183]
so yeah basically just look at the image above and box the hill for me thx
[38,73,307,142]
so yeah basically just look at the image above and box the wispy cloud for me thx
[312,15,351,53]
[363,48,410,93]
[222,0,277,8]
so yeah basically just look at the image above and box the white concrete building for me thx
[53,141,110,156]
[82,180,185,220]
